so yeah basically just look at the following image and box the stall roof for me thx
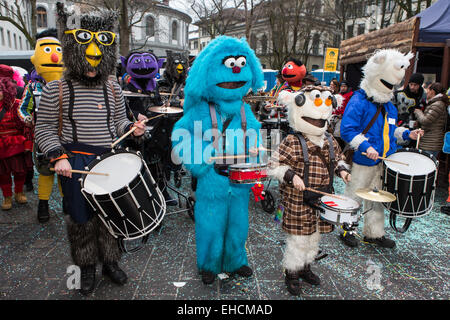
[339,18,417,66]
[416,0,450,43]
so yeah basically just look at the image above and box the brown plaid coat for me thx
[272,133,348,236]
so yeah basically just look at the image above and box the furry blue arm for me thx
[341,97,371,152]
[172,105,215,178]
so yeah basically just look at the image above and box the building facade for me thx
[0,0,33,51]
[131,1,192,57]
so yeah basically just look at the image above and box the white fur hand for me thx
[293,175,306,191]
[340,171,351,184]
[365,147,379,161]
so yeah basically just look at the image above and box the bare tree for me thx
[0,0,37,48]
[189,0,244,39]
[394,0,433,19]
[264,0,330,69]
[73,0,159,55]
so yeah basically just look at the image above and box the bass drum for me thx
[382,148,438,232]
[80,149,166,252]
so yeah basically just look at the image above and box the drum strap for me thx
[66,80,77,143]
[293,132,335,190]
[102,83,114,142]
[209,102,247,157]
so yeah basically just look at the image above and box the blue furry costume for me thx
[172,36,264,282]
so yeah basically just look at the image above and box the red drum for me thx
[228,163,268,184]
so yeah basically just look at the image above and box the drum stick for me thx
[50,168,109,176]
[305,187,346,200]
[208,154,249,162]
[111,114,166,148]
[416,132,422,149]
[361,152,409,166]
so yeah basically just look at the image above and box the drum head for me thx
[83,153,142,195]
[385,151,436,176]
[321,195,360,210]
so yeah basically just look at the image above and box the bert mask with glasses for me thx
[64,29,116,68]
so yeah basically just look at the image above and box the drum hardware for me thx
[381,148,438,233]
[361,152,409,166]
[243,96,276,103]
[122,90,149,98]
[304,187,346,201]
[318,194,361,229]
[50,168,109,176]
[111,113,166,148]
[355,187,397,203]
[148,106,183,115]
[228,163,268,184]
[80,148,166,253]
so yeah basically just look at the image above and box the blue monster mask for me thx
[120,51,164,92]
[184,36,264,110]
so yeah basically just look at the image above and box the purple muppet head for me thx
[120,51,164,92]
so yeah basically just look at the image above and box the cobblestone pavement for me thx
[0,171,448,300]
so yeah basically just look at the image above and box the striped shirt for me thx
[35,79,132,154]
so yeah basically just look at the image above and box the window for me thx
[250,34,257,50]
[0,27,4,46]
[37,7,47,28]
[19,36,22,50]
[146,16,155,37]
[261,34,268,55]
[194,41,198,49]
[172,21,178,41]
[7,30,11,48]
[357,23,365,35]
[312,33,320,55]
[13,33,17,49]
[346,25,354,39]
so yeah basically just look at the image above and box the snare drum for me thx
[382,148,438,219]
[80,149,166,243]
[318,195,361,227]
[228,163,268,184]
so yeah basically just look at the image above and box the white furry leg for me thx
[283,232,320,271]
[362,204,386,238]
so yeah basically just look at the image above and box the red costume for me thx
[0,75,33,201]
[281,58,307,91]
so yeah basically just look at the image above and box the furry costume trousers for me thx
[66,215,121,267]
[283,231,320,272]
[344,162,385,238]
[38,173,62,200]
[194,172,250,274]
[0,172,26,197]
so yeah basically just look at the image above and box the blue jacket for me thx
[341,89,411,166]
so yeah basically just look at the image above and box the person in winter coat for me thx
[414,82,449,158]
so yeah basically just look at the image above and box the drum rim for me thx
[81,149,144,196]
[318,201,361,215]
[383,148,438,178]
[319,214,359,225]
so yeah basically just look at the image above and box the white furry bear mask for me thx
[360,49,414,104]
[277,86,338,147]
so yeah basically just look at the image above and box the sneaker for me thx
[440,205,450,216]
[234,265,253,277]
[339,232,358,247]
[1,197,12,210]
[201,271,216,285]
[37,200,50,223]
[285,270,301,296]
[298,264,320,286]
[14,192,27,204]
[102,262,128,285]
[364,236,396,248]
[80,265,96,296]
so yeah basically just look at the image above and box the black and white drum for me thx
[318,195,361,228]
[80,149,166,251]
[382,148,438,232]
